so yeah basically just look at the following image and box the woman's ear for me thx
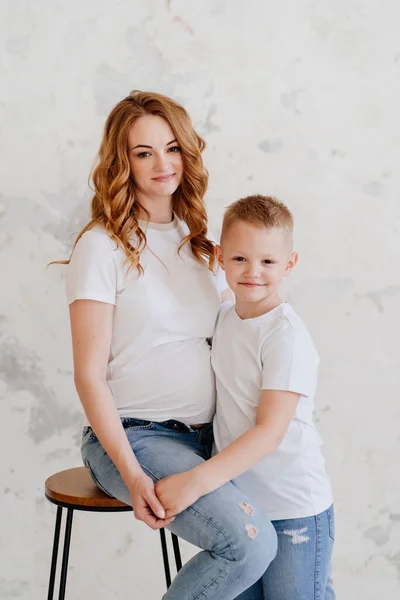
[215,245,225,270]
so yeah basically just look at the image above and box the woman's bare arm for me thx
[69,299,173,529]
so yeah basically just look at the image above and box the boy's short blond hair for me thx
[221,194,293,239]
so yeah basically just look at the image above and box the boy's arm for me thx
[155,390,299,517]
[194,389,299,494]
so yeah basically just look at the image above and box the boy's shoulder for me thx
[215,302,315,348]
[258,303,318,358]
[215,301,309,332]
[272,302,309,333]
[254,302,306,332]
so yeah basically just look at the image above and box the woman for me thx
[63,91,277,599]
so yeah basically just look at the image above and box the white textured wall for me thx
[1,1,399,598]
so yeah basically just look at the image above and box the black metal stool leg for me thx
[159,528,172,588]
[58,508,74,600]
[47,506,63,600]
[171,533,182,572]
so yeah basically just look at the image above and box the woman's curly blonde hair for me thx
[57,90,215,273]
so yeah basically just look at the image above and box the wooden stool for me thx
[45,467,182,599]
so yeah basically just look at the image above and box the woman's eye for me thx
[168,146,181,153]
[137,152,151,158]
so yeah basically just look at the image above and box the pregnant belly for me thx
[108,339,216,422]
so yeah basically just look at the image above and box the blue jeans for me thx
[235,505,335,600]
[81,418,278,600]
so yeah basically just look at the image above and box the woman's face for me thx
[128,114,184,205]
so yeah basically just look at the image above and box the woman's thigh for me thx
[81,422,210,504]
[261,506,335,600]
[82,423,277,576]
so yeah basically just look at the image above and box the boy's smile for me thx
[217,221,298,319]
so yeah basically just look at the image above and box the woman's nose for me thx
[154,153,170,172]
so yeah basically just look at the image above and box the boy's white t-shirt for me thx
[212,301,333,520]
[66,216,226,424]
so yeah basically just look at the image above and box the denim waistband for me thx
[120,417,209,433]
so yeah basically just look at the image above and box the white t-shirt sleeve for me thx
[261,325,316,398]
[66,229,118,305]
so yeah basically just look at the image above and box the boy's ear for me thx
[215,245,225,270]
[284,252,298,277]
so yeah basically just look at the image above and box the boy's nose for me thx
[244,264,261,277]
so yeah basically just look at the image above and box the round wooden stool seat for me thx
[45,466,132,511]
[44,466,182,597]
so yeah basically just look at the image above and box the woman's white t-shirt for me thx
[212,302,333,520]
[66,217,225,424]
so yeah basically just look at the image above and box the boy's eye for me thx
[233,257,245,262]
[263,259,274,265]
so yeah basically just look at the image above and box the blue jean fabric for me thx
[235,505,335,600]
[81,418,278,600]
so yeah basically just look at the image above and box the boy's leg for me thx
[82,425,278,600]
[260,505,335,600]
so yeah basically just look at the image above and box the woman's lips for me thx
[152,174,175,182]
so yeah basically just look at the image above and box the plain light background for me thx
[1,1,399,598]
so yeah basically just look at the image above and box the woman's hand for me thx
[155,470,204,519]
[128,472,175,530]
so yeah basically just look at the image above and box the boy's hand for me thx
[155,470,204,518]
[127,472,175,530]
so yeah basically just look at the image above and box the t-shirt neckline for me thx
[138,214,178,231]
[233,301,288,323]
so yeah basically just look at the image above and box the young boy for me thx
[156,195,334,599]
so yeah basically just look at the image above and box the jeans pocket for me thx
[327,505,335,541]
[84,459,113,497]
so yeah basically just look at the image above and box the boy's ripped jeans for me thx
[81,418,278,600]
[235,505,335,600]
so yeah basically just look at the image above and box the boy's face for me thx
[217,221,298,312]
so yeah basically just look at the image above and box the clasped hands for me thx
[155,469,204,519]
[128,468,204,530]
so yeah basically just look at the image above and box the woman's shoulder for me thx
[70,225,122,264]
[66,226,125,285]
[66,225,122,305]
[75,224,117,249]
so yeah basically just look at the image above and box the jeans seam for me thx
[140,465,160,482]
[192,562,229,600]
[187,504,235,561]
[314,513,321,600]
